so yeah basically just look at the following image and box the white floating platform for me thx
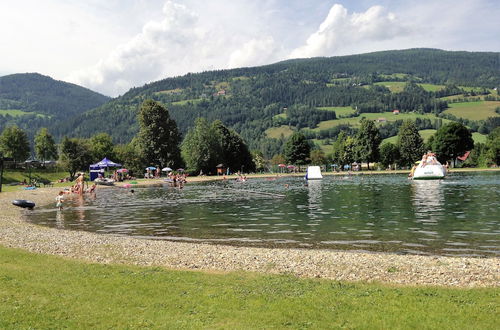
[413,164,446,180]
[305,166,323,180]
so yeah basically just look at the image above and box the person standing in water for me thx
[76,172,85,195]
[55,191,65,210]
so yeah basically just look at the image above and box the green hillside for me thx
[3,49,499,155]
[0,73,110,141]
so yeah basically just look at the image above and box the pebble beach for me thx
[0,183,498,288]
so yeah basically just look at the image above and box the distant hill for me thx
[53,48,499,153]
[3,49,499,157]
[0,73,110,142]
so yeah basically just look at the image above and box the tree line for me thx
[1,100,499,180]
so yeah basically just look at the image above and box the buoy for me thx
[12,199,36,209]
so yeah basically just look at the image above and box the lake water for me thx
[26,172,500,257]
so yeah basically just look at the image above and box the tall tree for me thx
[251,150,266,173]
[34,128,58,164]
[113,138,144,176]
[356,118,381,170]
[0,126,30,163]
[397,121,424,167]
[485,127,500,166]
[379,142,400,169]
[137,99,182,169]
[89,132,115,162]
[59,137,93,180]
[310,149,326,165]
[211,120,255,173]
[284,132,310,165]
[432,122,474,166]
[181,118,220,174]
[331,131,347,168]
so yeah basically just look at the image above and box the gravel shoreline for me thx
[0,184,498,288]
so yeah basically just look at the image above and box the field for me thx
[373,81,445,93]
[0,109,46,117]
[153,88,184,95]
[312,139,334,154]
[317,106,356,117]
[311,112,450,131]
[171,98,203,106]
[0,246,498,329]
[382,129,436,145]
[472,132,487,144]
[265,125,294,139]
[443,101,500,121]
[382,130,487,146]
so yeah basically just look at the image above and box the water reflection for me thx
[307,180,322,212]
[412,180,445,223]
[55,210,65,229]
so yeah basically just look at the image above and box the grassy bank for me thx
[0,246,497,329]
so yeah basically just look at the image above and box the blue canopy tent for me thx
[89,158,122,181]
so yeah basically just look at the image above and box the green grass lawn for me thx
[1,170,74,192]
[265,125,294,139]
[443,101,500,121]
[317,106,356,117]
[0,246,497,328]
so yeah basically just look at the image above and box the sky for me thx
[1,0,498,97]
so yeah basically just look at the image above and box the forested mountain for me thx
[4,49,500,156]
[0,73,110,141]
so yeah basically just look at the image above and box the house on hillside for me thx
[392,109,400,115]
[376,117,387,122]
[213,90,226,96]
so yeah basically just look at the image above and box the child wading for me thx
[55,191,65,210]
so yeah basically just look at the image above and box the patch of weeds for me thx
[387,266,399,273]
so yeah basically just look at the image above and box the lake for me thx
[26,172,499,257]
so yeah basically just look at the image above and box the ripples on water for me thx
[26,172,500,257]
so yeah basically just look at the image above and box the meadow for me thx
[317,106,356,117]
[373,81,445,93]
[0,109,46,117]
[0,246,497,329]
[265,125,294,139]
[311,112,450,131]
[443,101,500,121]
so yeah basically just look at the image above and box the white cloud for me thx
[66,1,287,96]
[290,4,409,59]
[4,0,497,97]
[67,1,205,96]
[228,37,280,68]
